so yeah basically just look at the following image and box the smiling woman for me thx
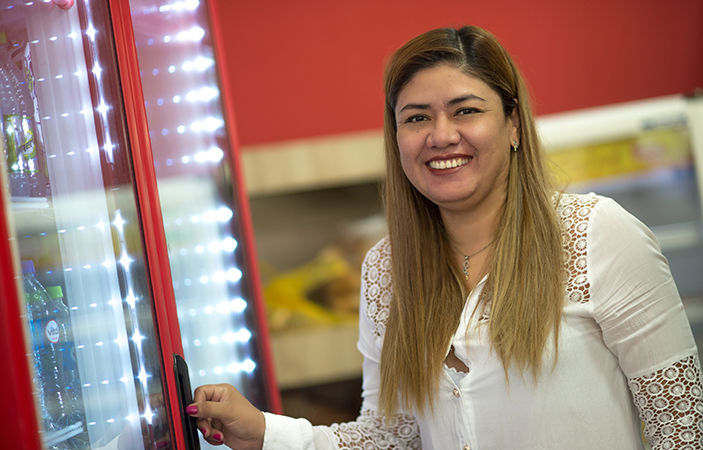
[379,25,565,422]
[185,25,703,450]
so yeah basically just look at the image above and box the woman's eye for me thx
[405,115,427,123]
[457,107,479,116]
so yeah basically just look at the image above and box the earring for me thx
[512,140,519,152]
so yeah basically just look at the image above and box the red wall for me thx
[214,0,703,147]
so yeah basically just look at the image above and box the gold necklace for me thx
[453,240,493,281]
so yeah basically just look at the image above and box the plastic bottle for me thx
[0,32,45,197]
[46,286,89,449]
[0,36,9,193]
[22,261,69,436]
[46,287,82,416]
[10,35,49,197]
[0,84,7,193]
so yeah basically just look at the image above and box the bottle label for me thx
[45,319,59,344]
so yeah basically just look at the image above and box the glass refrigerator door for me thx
[1,1,177,449]
[127,0,280,420]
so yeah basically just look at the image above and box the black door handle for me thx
[174,354,201,450]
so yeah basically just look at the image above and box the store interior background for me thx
[213,0,703,424]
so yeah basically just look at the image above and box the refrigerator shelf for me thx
[10,196,50,210]
[42,421,84,448]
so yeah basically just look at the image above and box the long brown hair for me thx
[379,26,564,417]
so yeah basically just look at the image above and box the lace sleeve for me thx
[330,409,422,449]
[627,354,703,449]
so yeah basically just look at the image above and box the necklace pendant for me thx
[453,239,493,283]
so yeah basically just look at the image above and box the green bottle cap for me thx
[46,286,63,299]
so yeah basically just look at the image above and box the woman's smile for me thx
[427,156,472,170]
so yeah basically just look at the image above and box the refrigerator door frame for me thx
[108,1,189,449]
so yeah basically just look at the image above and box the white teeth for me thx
[428,157,471,170]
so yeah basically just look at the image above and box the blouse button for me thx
[463,446,471,450]
[452,388,460,397]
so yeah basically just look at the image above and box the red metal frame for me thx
[107,1,187,449]
[207,0,283,414]
[0,185,41,449]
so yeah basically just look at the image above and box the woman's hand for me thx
[186,383,265,449]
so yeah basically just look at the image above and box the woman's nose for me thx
[427,116,460,148]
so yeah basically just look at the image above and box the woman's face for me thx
[394,64,519,214]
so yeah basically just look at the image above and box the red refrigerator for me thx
[0,1,280,449]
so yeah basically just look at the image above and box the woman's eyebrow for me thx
[447,94,487,106]
[398,102,431,113]
[398,94,487,113]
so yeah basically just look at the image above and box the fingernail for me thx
[199,428,207,436]
[213,433,223,442]
[185,405,198,415]
[155,442,169,450]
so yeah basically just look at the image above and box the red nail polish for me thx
[199,428,207,436]
[185,405,198,415]
[213,433,223,442]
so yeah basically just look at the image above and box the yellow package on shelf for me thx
[264,246,359,332]
[548,126,692,186]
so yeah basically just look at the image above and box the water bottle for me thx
[0,86,6,194]
[0,35,23,195]
[46,287,82,417]
[0,32,45,197]
[10,36,49,197]
[46,286,88,449]
[22,261,69,440]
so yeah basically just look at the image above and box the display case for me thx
[0,1,278,449]
[539,94,703,297]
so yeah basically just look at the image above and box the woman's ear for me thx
[510,99,521,143]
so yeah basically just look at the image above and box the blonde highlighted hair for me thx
[379,26,564,417]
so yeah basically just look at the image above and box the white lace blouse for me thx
[262,193,703,450]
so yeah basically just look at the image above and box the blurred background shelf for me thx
[241,130,384,197]
[270,323,363,390]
